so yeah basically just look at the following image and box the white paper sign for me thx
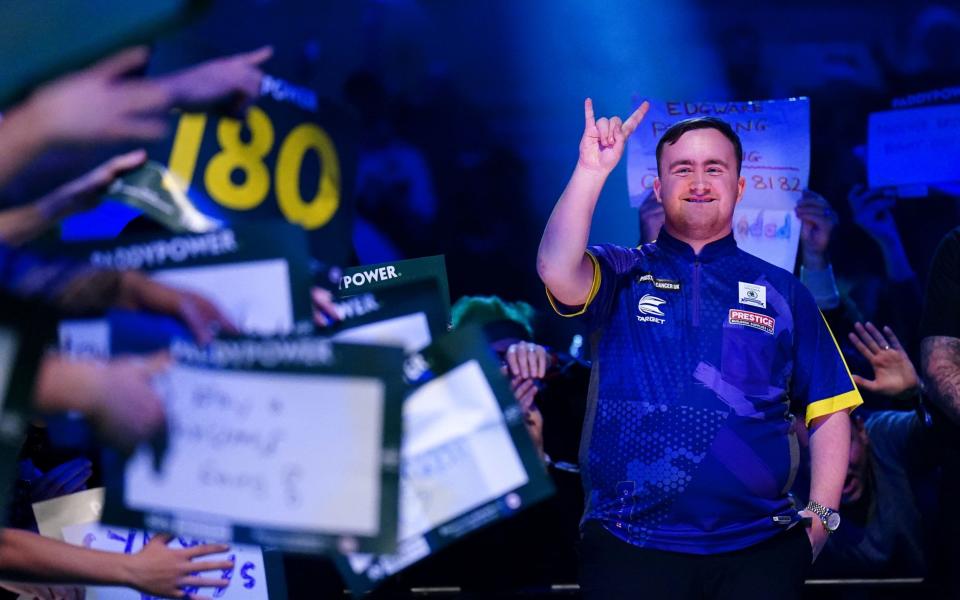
[32,488,271,600]
[59,259,296,358]
[627,97,810,271]
[349,360,528,576]
[868,103,960,188]
[151,259,294,335]
[33,487,105,541]
[331,312,431,353]
[61,522,268,600]
[124,364,385,537]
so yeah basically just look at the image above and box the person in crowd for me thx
[538,101,861,599]
[808,323,937,579]
[919,226,960,599]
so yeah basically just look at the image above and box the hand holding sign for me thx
[579,98,650,175]
[126,533,233,599]
[161,46,273,117]
[116,271,239,345]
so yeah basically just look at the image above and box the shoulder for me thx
[587,243,651,274]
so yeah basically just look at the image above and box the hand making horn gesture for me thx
[578,98,650,175]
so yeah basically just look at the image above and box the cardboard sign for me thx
[327,280,449,353]
[100,336,405,555]
[33,488,287,599]
[335,327,554,594]
[627,97,810,271]
[868,103,960,189]
[338,255,450,324]
[59,222,314,360]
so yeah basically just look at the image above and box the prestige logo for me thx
[728,309,775,335]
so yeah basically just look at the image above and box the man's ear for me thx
[735,175,746,205]
[653,178,663,204]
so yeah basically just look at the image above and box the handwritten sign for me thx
[101,336,405,555]
[63,523,276,600]
[868,103,960,189]
[627,97,810,271]
[33,488,286,599]
[336,327,554,594]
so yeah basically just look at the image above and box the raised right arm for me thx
[537,99,648,305]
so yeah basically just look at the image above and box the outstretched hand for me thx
[578,98,649,175]
[847,322,919,398]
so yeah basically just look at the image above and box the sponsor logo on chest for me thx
[636,273,681,291]
[728,309,775,335]
[738,281,767,308]
[637,294,667,324]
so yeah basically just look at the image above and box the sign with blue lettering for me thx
[868,103,960,189]
[33,488,288,599]
[627,97,810,271]
[334,327,554,594]
[100,336,404,555]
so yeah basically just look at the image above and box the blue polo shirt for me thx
[548,229,861,554]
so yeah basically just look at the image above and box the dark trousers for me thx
[578,521,812,600]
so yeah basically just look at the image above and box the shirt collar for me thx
[654,227,738,262]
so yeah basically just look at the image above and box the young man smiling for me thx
[537,101,861,599]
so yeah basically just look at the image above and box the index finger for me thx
[621,100,650,137]
[584,98,595,130]
[183,543,230,559]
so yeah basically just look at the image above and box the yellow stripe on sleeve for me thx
[804,311,864,426]
[805,389,863,427]
[545,251,602,318]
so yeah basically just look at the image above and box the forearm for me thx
[33,354,104,417]
[922,336,960,425]
[807,410,850,510]
[537,165,607,304]
[0,105,50,190]
[0,198,66,246]
[876,234,915,282]
[0,528,133,586]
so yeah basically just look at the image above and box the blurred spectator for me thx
[919,227,960,598]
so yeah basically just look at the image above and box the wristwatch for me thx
[805,500,841,533]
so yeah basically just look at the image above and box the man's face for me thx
[653,128,745,245]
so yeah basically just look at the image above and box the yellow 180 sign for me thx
[167,106,341,230]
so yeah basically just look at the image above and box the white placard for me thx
[61,522,268,600]
[627,97,810,271]
[868,103,960,189]
[331,312,431,353]
[33,487,104,541]
[59,259,295,358]
[151,259,294,335]
[350,360,527,574]
[124,365,385,536]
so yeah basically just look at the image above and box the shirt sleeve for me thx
[790,281,863,426]
[920,228,960,339]
[545,243,636,331]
